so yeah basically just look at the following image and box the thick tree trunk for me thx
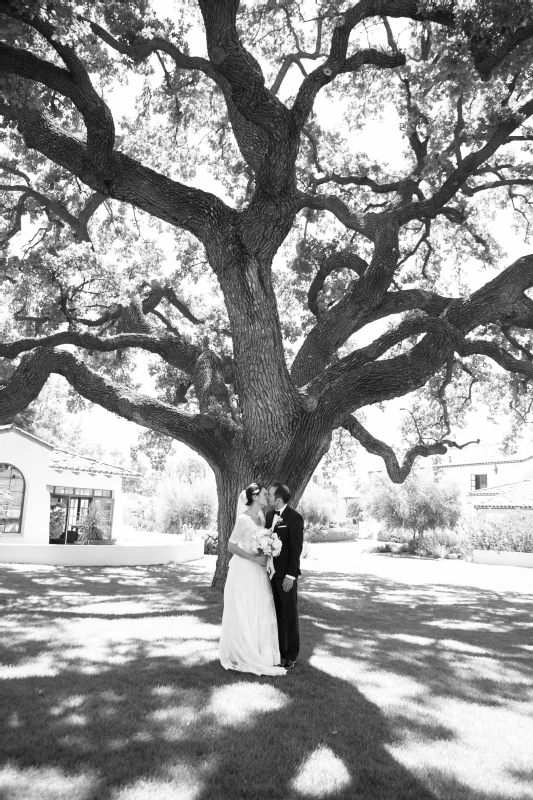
[211,466,252,590]
[210,424,332,589]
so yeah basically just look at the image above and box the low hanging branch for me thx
[0,347,232,460]
[342,415,480,484]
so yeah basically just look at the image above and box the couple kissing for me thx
[219,482,304,676]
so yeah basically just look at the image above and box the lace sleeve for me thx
[229,516,247,545]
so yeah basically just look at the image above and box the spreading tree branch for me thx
[342,414,479,483]
[0,182,105,243]
[0,101,235,245]
[0,331,200,375]
[0,348,231,463]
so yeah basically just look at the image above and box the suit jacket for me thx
[265,505,304,579]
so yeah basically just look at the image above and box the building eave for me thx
[0,424,54,450]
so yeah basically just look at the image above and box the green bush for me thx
[464,515,533,553]
[380,526,469,558]
[298,484,336,528]
[123,493,158,531]
[346,498,363,520]
[158,478,217,533]
[413,528,466,558]
[364,474,462,536]
[200,530,218,555]
[305,525,357,543]
[49,502,67,539]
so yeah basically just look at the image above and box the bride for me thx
[219,483,286,676]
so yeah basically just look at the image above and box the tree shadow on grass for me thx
[1,562,532,800]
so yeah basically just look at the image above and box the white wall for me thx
[0,430,52,544]
[436,458,533,494]
[0,539,204,566]
[0,428,127,544]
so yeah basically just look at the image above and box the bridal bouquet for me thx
[251,528,282,580]
[251,528,282,558]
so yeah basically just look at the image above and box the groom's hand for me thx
[282,577,294,592]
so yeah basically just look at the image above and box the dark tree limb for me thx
[501,326,533,361]
[310,255,533,421]
[401,96,533,224]
[0,7,115,171]
[0,190,28,244]
[310,172,424,201]
[0,348,231,464]
[293,47,405,130]
[0,182,105,242]
[0,101,235,245]
[472,22,533,81]
[296,190,377,240]
[292,217,399,385]
[342,414,479,483]
[0,331,201,375]
[270,14,325,96]
[460,339,533,379]
[77,11,269,175]
[307,249,368,317]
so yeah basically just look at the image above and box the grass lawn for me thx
[1,550,532,800]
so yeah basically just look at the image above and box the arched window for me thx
[0,463,25,534]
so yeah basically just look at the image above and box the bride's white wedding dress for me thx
[219,513,286,676]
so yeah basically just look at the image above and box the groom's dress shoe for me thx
[284,660,296,670]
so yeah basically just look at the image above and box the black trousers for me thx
[271,576,299,662]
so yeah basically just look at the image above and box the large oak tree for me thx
[3,0,533,586]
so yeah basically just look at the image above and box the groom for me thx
[266,483,304,670]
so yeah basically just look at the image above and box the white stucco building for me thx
[0,424,135,544]
[468,479,533,520]
[433,445,533,494]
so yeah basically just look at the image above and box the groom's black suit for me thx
[265,504,304,664]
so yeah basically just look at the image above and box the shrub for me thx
[413,528,466,558]
[49,502,67,539]
[305,526,357,543]
[123,493,158,531]
[158,478,217,533]
[465,515,533,553]
[346,498,363,520]
[201,530,218,555]
[381,526,469,558]
[375,543,394,553]
[77,508,110,544]
[298,484,336,529]
[364,474,462,536]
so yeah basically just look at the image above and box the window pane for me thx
[92,497,112,532]
[0,464,25,534]
[74,488,93,496]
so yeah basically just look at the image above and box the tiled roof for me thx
[1,424,138,478]
[435,444,533,468]
[49,449,138,477]
[473,479,533,509]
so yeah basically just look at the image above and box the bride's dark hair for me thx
[244,483,262,505]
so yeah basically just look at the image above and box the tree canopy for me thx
[3,0,533,585]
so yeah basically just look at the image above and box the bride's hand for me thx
[255,555,267,566]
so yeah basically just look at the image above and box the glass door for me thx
[66,497,90,542]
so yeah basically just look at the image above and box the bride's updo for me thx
[244,483,262,505]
